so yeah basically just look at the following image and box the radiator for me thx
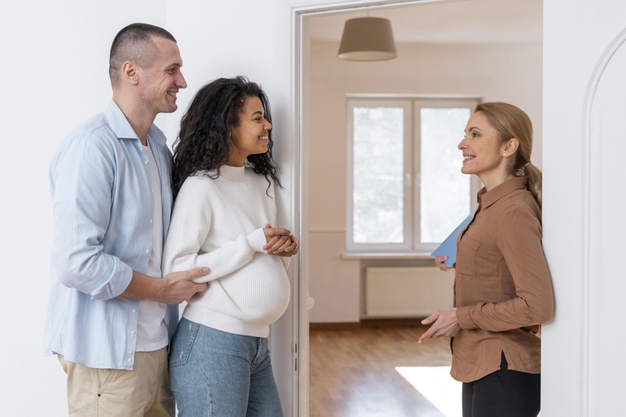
[364,267,455,318]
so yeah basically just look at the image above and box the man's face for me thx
[138,37,187,116]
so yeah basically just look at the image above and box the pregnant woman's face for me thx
[228,96,272,166]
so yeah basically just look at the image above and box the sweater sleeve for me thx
[162,177,267,283]
[456,206,554,331]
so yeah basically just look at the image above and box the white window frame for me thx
[346,96,481,254]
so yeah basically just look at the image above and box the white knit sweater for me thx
[162,165,290,338]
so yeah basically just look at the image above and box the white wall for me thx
[308,40,543,323]
[0,2,168,414]
[0,1,298,415]
[542,0,626,415]
[168,3,299,414]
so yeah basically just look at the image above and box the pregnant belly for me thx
[217,254,291,323]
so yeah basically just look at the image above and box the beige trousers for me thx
[58,348,175,417]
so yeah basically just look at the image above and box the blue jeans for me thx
[169,318,283,417]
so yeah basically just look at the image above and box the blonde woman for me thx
[419,102,554,417]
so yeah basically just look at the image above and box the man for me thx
[44,23,209,417]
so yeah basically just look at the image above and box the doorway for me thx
[294,1,543,416]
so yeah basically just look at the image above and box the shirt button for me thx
[526,315,533,321]
[131,330,136,335]
[132,309,137,314]
[144,160,149,165]
[149,219,153,224]
[146,249,150,254]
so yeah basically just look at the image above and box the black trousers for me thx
[462,353,540,417]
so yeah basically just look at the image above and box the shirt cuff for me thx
[456,305,477,330]
[90,262,133,300]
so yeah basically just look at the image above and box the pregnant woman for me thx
[162,76,298,417]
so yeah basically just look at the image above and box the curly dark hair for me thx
[171,76,281,198]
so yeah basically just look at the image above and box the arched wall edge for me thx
[579,25,626,417]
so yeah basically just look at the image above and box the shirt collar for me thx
[104,100,166,148]
[478,176,528,209]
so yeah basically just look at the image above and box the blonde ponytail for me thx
[475,102,541,207]
[522,162,542,208]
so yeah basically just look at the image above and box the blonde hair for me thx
[474,102,542,207]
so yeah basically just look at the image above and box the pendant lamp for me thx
[337,17,397,61]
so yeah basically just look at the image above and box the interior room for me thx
[303,1,542,415]
[305,0,543,325]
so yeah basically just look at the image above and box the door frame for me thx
[289,1,464,416]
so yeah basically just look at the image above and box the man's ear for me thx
[121,61,139,85]
[501,138,520,158]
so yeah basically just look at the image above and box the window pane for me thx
[353,107,404,244]
[420,107,471,243]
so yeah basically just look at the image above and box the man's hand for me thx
[121,267,210,304]
[418,307,460,343]
[160,267,210,304]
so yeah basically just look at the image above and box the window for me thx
[346,97,480,254]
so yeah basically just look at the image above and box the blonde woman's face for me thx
[458,112,511,183]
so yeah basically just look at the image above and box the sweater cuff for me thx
[247,228,267,253]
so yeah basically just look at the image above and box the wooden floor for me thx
[309,321,453,417]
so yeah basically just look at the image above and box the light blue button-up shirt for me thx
[44,100,177,370]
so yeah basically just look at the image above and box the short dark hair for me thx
[172,76,281,198]
[109,23,176,86]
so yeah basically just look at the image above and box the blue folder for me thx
[430,215,473,267]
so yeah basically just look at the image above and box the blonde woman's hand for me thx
[434,256,454,271]
[418,308,460,343]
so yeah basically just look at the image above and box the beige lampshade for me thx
[337,17,397,61]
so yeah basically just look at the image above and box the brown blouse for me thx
[451,176,554,383]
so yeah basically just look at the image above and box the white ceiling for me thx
[306,0,543,45]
